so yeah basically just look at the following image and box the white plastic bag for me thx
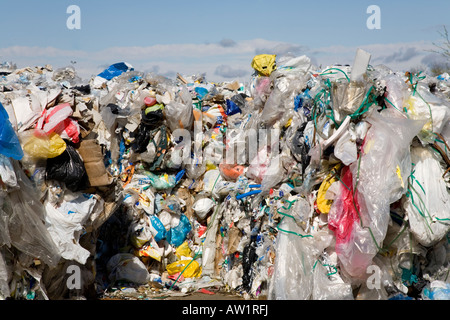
[402,146,450,246]
[107,253,150,285]
[0,154,17,188]
[192,198,216,220]
[44,192,102,264]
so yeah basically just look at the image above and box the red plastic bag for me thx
[36,103,80,143]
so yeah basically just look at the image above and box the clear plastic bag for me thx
[312,260,353,300]
[163,87,194,132]
[6,161,60,268]
[329,109,425,278]
[268,215,331,300]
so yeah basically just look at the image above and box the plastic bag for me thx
[192,198,215,220]
[166,214,192,247]
[312,260,353,300]
[327,166,368,278]
[132,105,165,154]
[6,161,60,267]
[268,214,330,300]
[334,128,357,166]
[329,109,425,278]
[36,103,80,144]
[402,146,450,246]
[164,87,194,132]
[46,144,89,192]
[0,102,24,160]
[251,54,277,77]
[219,163,245,181]
[149,215,166,242]
[21,130,67,159]
[107,253,150,285]
[97,62,134,81]
[44,199,91,265]
[167,259,202,278]
[0,154,18,188]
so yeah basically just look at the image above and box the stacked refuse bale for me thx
[0,51,448,300]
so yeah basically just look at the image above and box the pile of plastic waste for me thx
[0,49,449,300]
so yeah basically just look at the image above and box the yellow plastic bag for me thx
[251,54,277,76]
[166,259,202,278]
[317,165,341,214]
[175,241,192,259]
[23,131,66,159]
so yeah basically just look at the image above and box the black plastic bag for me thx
[132,108,164,153]
[46,143,89,192]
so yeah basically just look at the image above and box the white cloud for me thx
[0,39,441,82]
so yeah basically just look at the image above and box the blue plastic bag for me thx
[97,62,134,81]
[226,99,242,116]
[0,102,24,160]
[167,214,191,247]
[195,87,209,100]
[149,215,166,242]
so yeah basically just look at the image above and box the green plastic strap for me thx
[276,216,313,239]
[349,86,376,119]
[312,260,338,276]
[320,68,351,83]
[384,96,404,114]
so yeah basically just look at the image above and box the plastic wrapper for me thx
[331,81,368,121]
[422,281,450,300]
[0,154,18,188]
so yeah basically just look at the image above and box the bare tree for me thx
[430,25,450,59]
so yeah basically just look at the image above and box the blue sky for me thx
[0,0,449,81]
